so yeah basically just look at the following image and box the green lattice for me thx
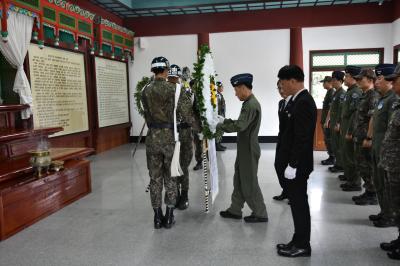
[114,34,124,45]
[43,7,56,22]
[15,0,40,10]
[78,20,92,34]
[102,30,113,41]
[59,13,76,29]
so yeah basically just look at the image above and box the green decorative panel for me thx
[44,25,55,40]
[59,13,76,29]
[43,7,56,22]
[124,39,133,47]
[115,47,123,57]
[102,30,113,41]
[78,21,92,35]
[114,35,124,45]
[15,0,40,10]
[102,43,112,54]
[59,31,75,44]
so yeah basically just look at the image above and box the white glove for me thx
[217,115,225,124]
[198,133,204,140]
[284,166,297,180]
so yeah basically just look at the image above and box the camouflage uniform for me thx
[177,85,194,192]
[372,90,398,217]
[340,84,362,186]
[329,87,346,168]
[321,88,335,157]
[141,78,177,208]
[379,100,400,226]
[216,92,226,144]
[192,95,203,165]
[350,89,379,192]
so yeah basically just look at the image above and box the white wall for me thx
[129,34,198,136]
[393,18,400,46]
[210,29,290,136]
[303,24,393,92]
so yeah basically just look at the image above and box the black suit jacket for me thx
[275,90,317,178]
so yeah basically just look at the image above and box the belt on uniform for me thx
[148,123,174,129]
[178,122,192,129]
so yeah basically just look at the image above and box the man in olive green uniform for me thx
[141,56,176,229]
[379,65,400,260]
[168,64,194,210]
[367,64,398,228]
[320,76,335,165]
[218,73,268,223]
[350,69,379,205]
[216,81,227,151]
[339,66,363,192]
[327,71,346,175]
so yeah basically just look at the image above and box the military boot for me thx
[354,192,377,205]
[153,207,164,229]
[369,212,383,221]
[374,217,396,228]
[321,156,335,166]
[387,248,400,260]
[177,190,189,210]
[381,238,400,251]
[352,191,367,202]
[193,162,202,171]
[338,174,347,181]
[163,206,175,229]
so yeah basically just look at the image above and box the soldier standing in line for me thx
[168,64,194,210]
[216,81,227,151]
[338,66,363,192]
[327,71,346,175]
[378,65,400,260]
[365,64,398,228]
[350,69,379,205]
[320,76,336,166]
[141,56,177,229]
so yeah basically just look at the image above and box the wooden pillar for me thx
[290,27,303,68]
[197,32,209,48]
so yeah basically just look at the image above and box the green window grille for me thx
[43,7,56,22]
[59,13,76,29]
[124,39,133,48]
[114,35,124,45]
[59,31,75,44]
[78,21,92,35]
[102,30,113,41]
[114,47,123,57]
[102,43,112,54]
[43,25,55,40]
[310,49,383,108]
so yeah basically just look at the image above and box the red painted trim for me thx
[72,0,123,26]
[290,28,303,68]
[124,3,393,37]
[394,0,400,21]
[197,33,209,48]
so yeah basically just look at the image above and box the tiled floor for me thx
[0,144,398,266]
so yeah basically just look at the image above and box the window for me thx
[394,45,400,64]
[310,49,383,109]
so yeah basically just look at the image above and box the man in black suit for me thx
[273,81,292,201]
[275,65,317,257]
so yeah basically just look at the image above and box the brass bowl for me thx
[51,160,64,172]
[28,150,50,157]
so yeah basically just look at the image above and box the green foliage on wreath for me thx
[134,76,151,117]
[193,45,217,140]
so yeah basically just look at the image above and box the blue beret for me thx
[384,64,400,81]
[230,73,253,87]
[345,65,362,77]
[375,63,396,77]
[332,71,345,81]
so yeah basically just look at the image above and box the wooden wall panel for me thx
[314,109,326,151]
[95,124,130,153]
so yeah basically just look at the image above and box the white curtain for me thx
[0,11,34,119]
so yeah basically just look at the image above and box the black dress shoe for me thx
[153,207,164,229]
[193,162,202,171]
[273,193,288,201]
[374,217,396,228]
[277,242,293,250]
[352,192,366,201]
[387,248,400,260]
[354,193,377,205]
[277,246,312,257]
[321,156,335,165]
[220,210,242,220]
[329,165,344,173]
[244,214,268,223]
[381,239,400,251]
[369,213,383,221]
[163,207,175,229]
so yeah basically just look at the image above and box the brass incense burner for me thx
[51,160,64,172]
[29,150,51,178]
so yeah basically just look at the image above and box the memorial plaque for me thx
[28,44,89,137]
[95,57,129,128]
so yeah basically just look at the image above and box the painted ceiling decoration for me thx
[89,0,391,18]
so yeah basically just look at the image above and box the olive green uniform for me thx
[217,94,267,218]
[321,88,335,157]
[329,87,346,168]
[340,84,362,185]
[372,90,398,217]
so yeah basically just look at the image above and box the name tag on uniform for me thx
[378,102,384,110]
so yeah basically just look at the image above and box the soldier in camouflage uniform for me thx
[327,71,346,175]
[378,65,400,260]
[366,64,399,228]
[349,69,379,205]
[216,81,227,151]
[192,80,204,171]
[320,76,335,165]
[338,66,363,192]
[141,56,177,229]
[168,64,194,210]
